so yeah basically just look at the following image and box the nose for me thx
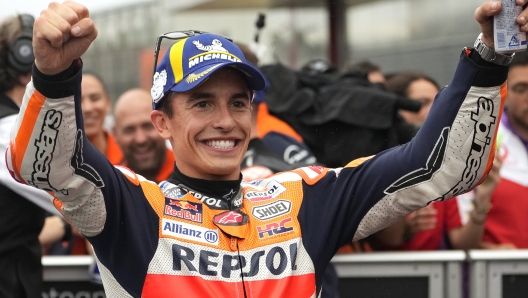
[212,105,236,132]
[133,128,149,145]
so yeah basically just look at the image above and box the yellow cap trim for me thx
[170,38,188,84]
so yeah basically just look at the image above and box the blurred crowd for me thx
[1,9,527,298]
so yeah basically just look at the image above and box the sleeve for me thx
[6,61,159,240]
[7,62,161,295]
[1,115,60,215]
[297,49,507,267]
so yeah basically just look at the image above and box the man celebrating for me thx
[113,88,174,183]
[7,1,523,297]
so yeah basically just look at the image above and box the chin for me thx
[206,163,241,179]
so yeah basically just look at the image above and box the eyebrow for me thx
[187,91,250,101]
[187,92,214,101]
[232,92,250,100]
[511,82,528,89]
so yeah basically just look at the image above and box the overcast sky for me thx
[0,0,151,21]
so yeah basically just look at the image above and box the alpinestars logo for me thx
[440,96,496,198]
[30,110,68,195]
[384,127,449,194]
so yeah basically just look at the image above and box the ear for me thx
[151,110,172,140]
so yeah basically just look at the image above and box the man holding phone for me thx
[6,1,526,296]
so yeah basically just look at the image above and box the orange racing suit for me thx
[7,50,505,297]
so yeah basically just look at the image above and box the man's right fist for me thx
[33,1,97,75]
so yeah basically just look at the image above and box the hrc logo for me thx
[257,218,294,239]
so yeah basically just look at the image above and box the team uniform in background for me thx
[7,50,505,297]
[105,131,124,165]
[482,112,528,247]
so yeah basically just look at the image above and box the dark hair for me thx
[155,92,175,118]
[0,15,24,93]
[82,70,110,96]
[385,71,439,98]
[347,60,381,73]
[510,50,528,68]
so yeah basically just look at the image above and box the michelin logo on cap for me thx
[188,39,242,69]
[192,39,228,52]
[151,69,167,103]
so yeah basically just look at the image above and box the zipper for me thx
[236,241,248,298]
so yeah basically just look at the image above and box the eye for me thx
[195,101,209,108]
[232,100,248,108]
[512,85,528,94]
[90,94,103,102]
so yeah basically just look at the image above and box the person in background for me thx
[0,13,68,297]
[113,88,174,183]
[477,50,528,249]
[385,71,440,127]
[347,60,386,84]
[81,71,124,165]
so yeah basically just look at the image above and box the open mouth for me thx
[205,139,236,149]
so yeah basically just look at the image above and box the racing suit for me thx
[7,49,505,297]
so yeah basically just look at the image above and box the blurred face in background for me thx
[81,74,111,139]
[113,89,167,176]
[399,79,439,125]
[506,64,528,137]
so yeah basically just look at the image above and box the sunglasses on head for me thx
[152,30,233,79]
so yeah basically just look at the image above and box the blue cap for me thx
[151,33,266,109]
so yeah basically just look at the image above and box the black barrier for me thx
[338,277,429,298]
[502,275,528,298]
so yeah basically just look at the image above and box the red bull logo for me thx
[165,199,203,223]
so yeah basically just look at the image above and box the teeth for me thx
[207,140,235,149]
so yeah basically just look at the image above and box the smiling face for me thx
[81,74,111,140]
[151,67,252,181]
[114,89,167,178]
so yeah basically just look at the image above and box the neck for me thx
[88,131,108,155]
[5,85,26,106]
[168,165,241,199]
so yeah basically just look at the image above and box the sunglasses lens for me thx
[164,32,192,39]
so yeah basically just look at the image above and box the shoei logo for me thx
[252,200,292,221]
[188,39,241,69]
